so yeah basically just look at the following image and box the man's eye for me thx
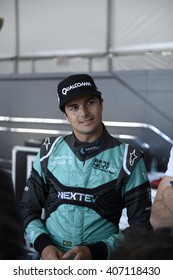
[70,106,78,111]
[87,100,95,105]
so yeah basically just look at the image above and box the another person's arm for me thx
[150,147,173,230]
[0,169,26,259]
[150,176,173,230]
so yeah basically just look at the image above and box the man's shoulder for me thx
[40,135,66,158]
[109,134,143,156]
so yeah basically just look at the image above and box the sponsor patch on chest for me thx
[93,159,116,174]
[58,191,98,203]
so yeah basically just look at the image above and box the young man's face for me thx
[64,95,103,142]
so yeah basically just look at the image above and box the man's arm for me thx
[150,176,173,230]
[91,158,153,260]
[20,152,54,253]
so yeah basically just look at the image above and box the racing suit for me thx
[20,126,152,259]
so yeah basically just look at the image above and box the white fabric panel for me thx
[113,54,173,71]
[113,0,173,48]
[0,61,15,74]
[0,0,16,56]
[0,0,173,73]
[19,0,107,54]
[17,56,109,74]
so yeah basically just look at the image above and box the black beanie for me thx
[57,74,102,111]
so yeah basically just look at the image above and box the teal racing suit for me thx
[20,127,152,259]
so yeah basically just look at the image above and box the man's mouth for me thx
[80,118,93,125]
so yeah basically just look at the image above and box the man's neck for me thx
[74,124,104,144]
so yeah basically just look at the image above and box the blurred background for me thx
[0,0,173,196]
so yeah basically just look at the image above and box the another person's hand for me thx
[63,245,92,260]
[41,245,64,260]
[162,184,173,208]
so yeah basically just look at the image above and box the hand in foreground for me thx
[63,245,92,260]
[163,185,173,208]
[41,245,64,260]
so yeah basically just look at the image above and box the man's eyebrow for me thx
[86,96,97,100]
[66,102,78,108]
[84,96,97,103]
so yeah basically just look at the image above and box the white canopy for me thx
[0,0,173,74]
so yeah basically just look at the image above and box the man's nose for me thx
[79,105,88,117]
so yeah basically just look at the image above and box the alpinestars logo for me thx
[93,159,116,174]
[62,82,92,95]
[129,149,137,166]
[43,137,51,151]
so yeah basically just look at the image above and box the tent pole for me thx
[14,0,20,74]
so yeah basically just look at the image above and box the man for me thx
[150,147,173,230]
[0,169,26,259]
[20,74,152,260]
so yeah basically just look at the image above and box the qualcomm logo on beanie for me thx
[62,81,92,95]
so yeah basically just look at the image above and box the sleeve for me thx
[165,147,173,176]
[87,157,152,260]
[122,157,152,230]
[19,152,54,253]
[87,232,124,260]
